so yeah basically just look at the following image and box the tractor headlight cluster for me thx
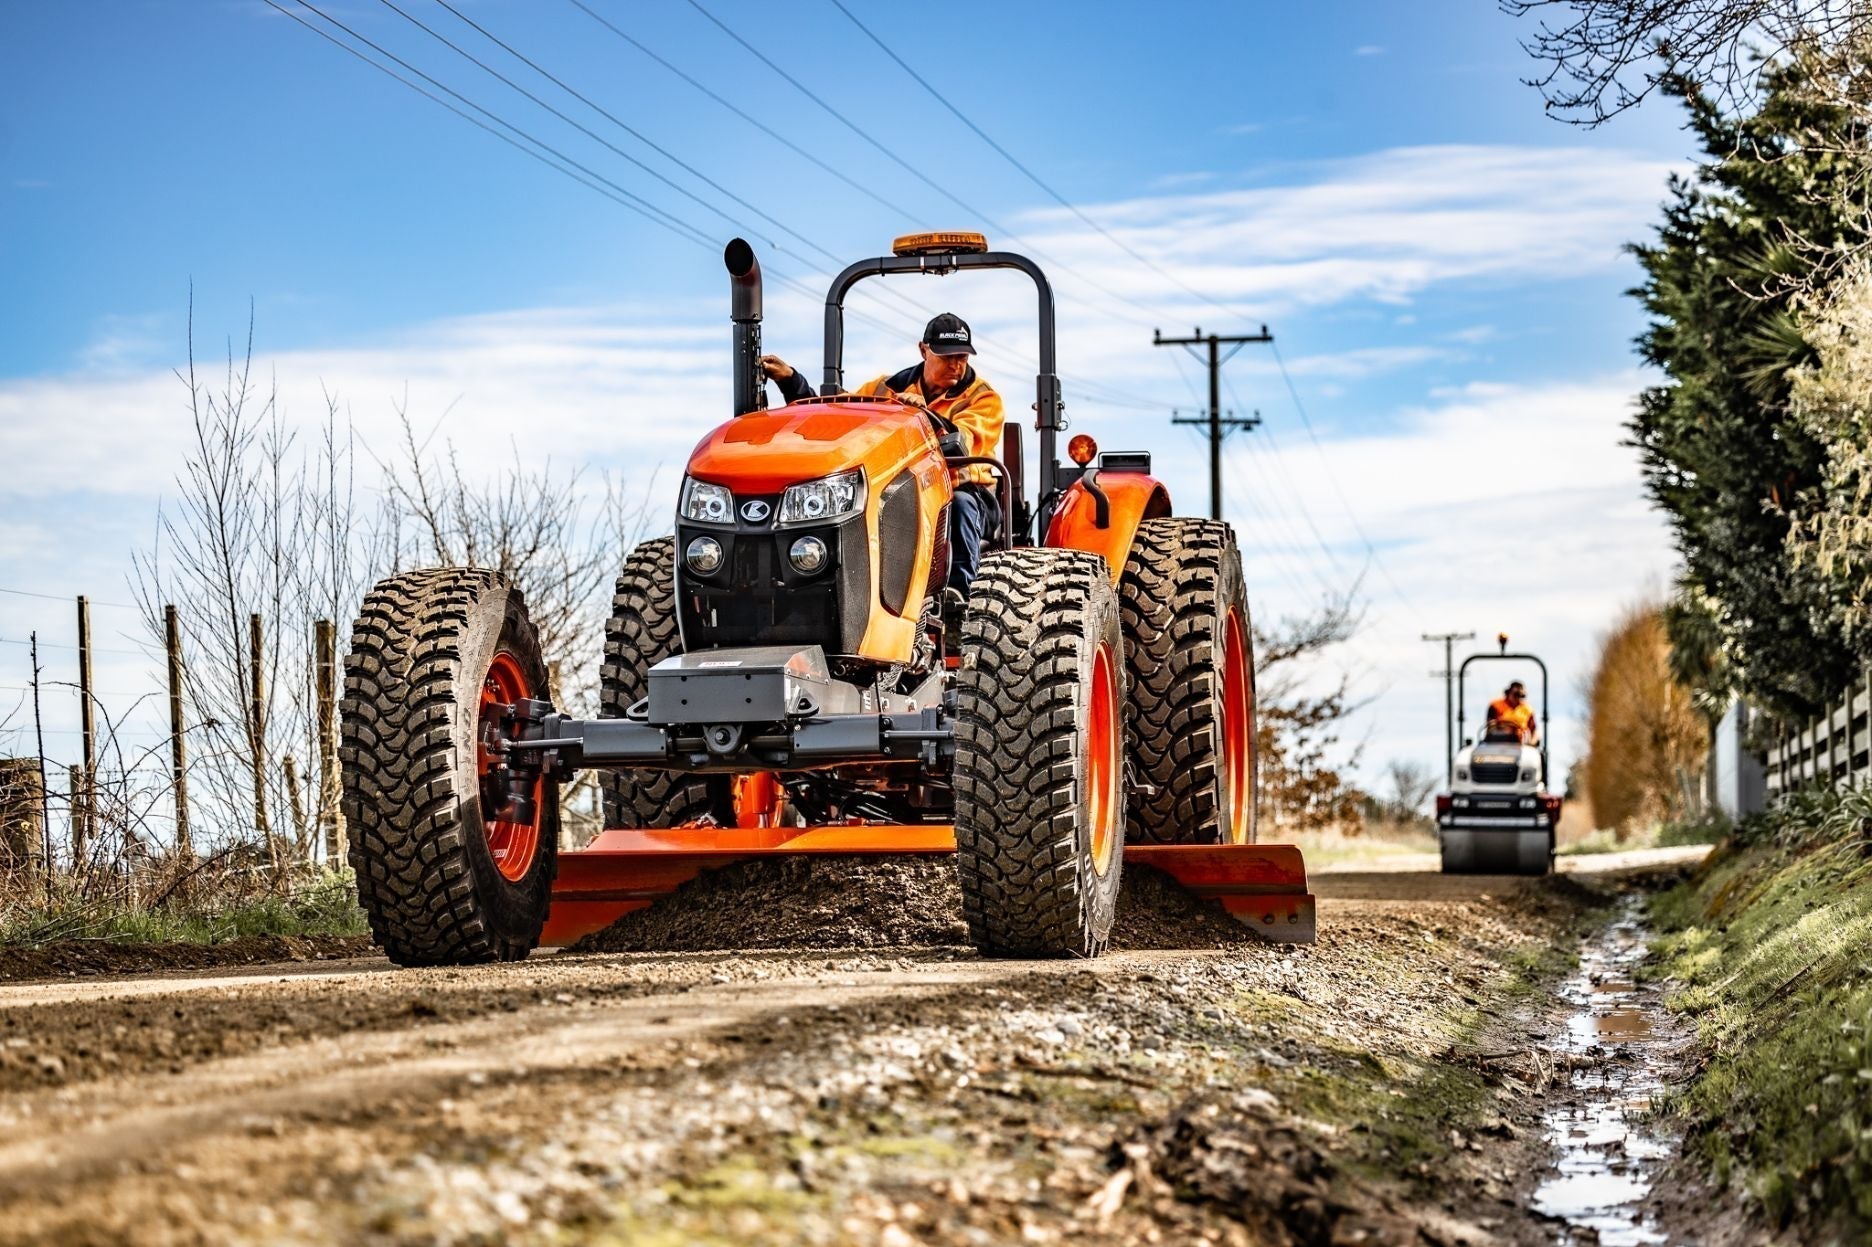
[680,478,734,526]
[788,535,828,574]
[686,535,725,575]
[1520,768,1536,783]
[778,469,864,526]
[1455,768,1469,782]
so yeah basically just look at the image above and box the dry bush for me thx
[1584,603,1711,834]
[1253,588,1369,835]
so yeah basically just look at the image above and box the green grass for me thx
[0,868,367,947]
[1649,788,1872,1233]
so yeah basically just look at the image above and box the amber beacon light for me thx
[891,231,990,256]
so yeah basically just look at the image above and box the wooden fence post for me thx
[74,596,95,869]
[0,760,44,878]
[248,612,275,873]
[313,619,343,863]
[282,754,308,852]
[164,605,191,859]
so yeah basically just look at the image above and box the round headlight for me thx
[686,535,724,575]
[789,535,828,573]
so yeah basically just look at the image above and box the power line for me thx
[679,0,1203,333]
[411,0,844,268]
[271,0,717,250]
[563,0,916,225]
[827,0,1268,329]
[1221,369,1354,578]
[0,586,138,610]
[1267,341,1421,618]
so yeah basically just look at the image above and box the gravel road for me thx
[0,847,1705,1246]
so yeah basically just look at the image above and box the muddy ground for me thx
[0,849,1706,1246]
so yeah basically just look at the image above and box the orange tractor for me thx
[341,232,1314,965]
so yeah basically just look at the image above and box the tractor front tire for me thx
[342,568,558,966]
[599,538,733,829]
[955,549,1125,957]
[1118,518,1257,845]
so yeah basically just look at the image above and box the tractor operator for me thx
[1487,682,1539,745]
[760,312,1004,593]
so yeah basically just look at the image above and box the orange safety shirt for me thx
[852,364,1004,489]
[1487,697,1536,741]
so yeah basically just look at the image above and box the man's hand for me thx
[759,354,795,381]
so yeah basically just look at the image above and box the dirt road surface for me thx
[0,848,1705,1246]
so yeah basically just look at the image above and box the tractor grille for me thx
[1471,762,1520,785]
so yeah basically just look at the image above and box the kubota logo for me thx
[740,500,771,523]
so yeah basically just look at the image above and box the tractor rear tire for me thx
[599,538,733,829]
[955,549,1126,957]
[1118,518,1257,845]
[342,568,558,966]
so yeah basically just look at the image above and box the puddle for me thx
[1532,901,1678,1245]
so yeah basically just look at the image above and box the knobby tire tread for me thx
[342,567,554,966]
[1118,518,1256,845]
[954,549,1123,957]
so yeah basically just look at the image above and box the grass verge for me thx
[1648,787,1872,1234]
[0,867,367,947]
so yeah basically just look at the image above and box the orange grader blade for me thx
[541,826,1316,947]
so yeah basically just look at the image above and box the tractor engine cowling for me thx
[674,400,951,666]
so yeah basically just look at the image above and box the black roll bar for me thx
[1457,652,1550,783]
[823,250,1065,535]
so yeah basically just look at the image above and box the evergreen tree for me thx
[1631,61,1865,717]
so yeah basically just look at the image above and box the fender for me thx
[1043,472,1173,583]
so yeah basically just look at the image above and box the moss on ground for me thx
[1649,789,1872,1233]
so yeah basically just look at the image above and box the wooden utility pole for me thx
[1153,327,1271,520]
[165,605,191,859]
[1422,631,1476,784]
[313,618,343,862]
[248,612,273,870]
[74,595,95,867]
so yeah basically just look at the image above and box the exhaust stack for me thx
[725,238,765,417]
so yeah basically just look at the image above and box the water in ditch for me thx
[1532,901,1678,1245]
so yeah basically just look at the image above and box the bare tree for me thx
[1504,0,1872,123]
[1252,584,1370,833]
[1383,759,1439,823]
[133,303,381,878]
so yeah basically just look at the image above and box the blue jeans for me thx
[948,485,997,593]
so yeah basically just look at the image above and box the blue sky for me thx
[0,1,1696,806]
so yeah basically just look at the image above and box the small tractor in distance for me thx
[340,231,1315,965]
[1435,635,1561,875]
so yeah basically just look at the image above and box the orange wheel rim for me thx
[1221,607,1253,844]
[1087,640,1120,875]
[477,651,542,882]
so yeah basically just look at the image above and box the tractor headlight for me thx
[1520,768,1536,783]
[788,535,829,574]
[685,535,725,575]
[778,469,864,526]
[680,478,734,526]
[1455,768,1469,782]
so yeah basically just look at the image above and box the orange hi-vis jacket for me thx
[851,363,1004,489]
[1487,697,1536,741]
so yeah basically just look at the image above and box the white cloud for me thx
[1013,144,1678,321]
[1354,44,1386,56]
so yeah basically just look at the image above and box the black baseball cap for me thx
[922,312,976,356]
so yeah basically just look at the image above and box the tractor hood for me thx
[686,401,940,495]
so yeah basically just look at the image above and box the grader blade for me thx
[542,828,1316,947]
